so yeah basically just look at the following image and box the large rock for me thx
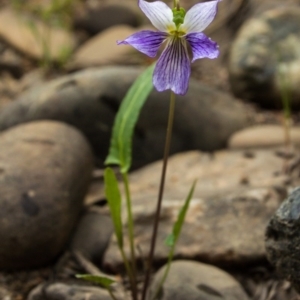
[103,149,288,271]
[229,6,300,108]
[147,260,249,300]
[0,121,93,270]
[0,66,254,169]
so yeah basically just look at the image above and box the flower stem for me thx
[122,172,138,300]
[141,91,176,300]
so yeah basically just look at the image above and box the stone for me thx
[70,209,114,266]
[229,6,300,108]
[0,66,253,169]
[228,125,300,149]
[0,8,75,61]
[147,260,249,300]
[69,25,148,69]
[0,121,93,270]
[74,4,140,35]
[0,42,23,78]
[27,282,113,300]
[103,149,288,272]
[265,187,300,293]
[0,287,12,300]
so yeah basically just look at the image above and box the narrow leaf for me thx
[105,64,155,173]
[104,167,123,248]
[164,234,175,247]
[172,180,196,244]
[76,274,115,288]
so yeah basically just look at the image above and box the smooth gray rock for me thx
[0,121,93,270]
[265,187,300,293]
[147,260,249,300]
[0,66,253,169]
[70,209,114,266]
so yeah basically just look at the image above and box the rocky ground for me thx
[1,0,300,299]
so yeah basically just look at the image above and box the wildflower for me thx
[117,0,220,95]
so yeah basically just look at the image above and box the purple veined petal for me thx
[186,32,219,61]
[117,30,168,57]
[139,0,176,33]
[153,36,191,95]
[179,0,220,34]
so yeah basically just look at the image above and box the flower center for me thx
[170,7,186,37]
[172,7,186,28]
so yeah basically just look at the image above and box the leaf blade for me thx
[76,274,115,289]
[105,64,155,173]
[104,167,123,248]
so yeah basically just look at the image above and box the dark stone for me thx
[74,5,140,35]
[229,7,300,108]
[0,121,93,270]
[265,187,300,292]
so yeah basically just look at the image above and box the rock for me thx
[0,121,93,270]
[265,187,300,293]
[27,282,113,300]
[74,4,140,35]
[103,149,288,272]
[70,209,114,266]
[228,125,300,149]
[69,25,148,69]
[0,41,23,78]
[229,6,300,108]
[147,260,249,300]
[0,287,12,300]
[0,8,75,61]
[0,66,253,169]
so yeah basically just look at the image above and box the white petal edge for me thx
[179,0,220,34]
[139,0,176,32]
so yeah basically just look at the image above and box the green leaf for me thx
[105,64,155,173]
[104,167,123,248]
[76,274,115,288]
[172,180,196,244]
[164,234,175,247]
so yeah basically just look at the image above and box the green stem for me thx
[120,248,137,300]
[108,288,118,300]
[141,91,176,300]
[151,247,175,300]
[122,172,138,300]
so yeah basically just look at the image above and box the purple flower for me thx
[117,0,220,95]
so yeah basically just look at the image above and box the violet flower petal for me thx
[186,32,219,62]
[179,0,220,34]
[153,37,191,95]
[117,30,167,57]
[138,0,176,32]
